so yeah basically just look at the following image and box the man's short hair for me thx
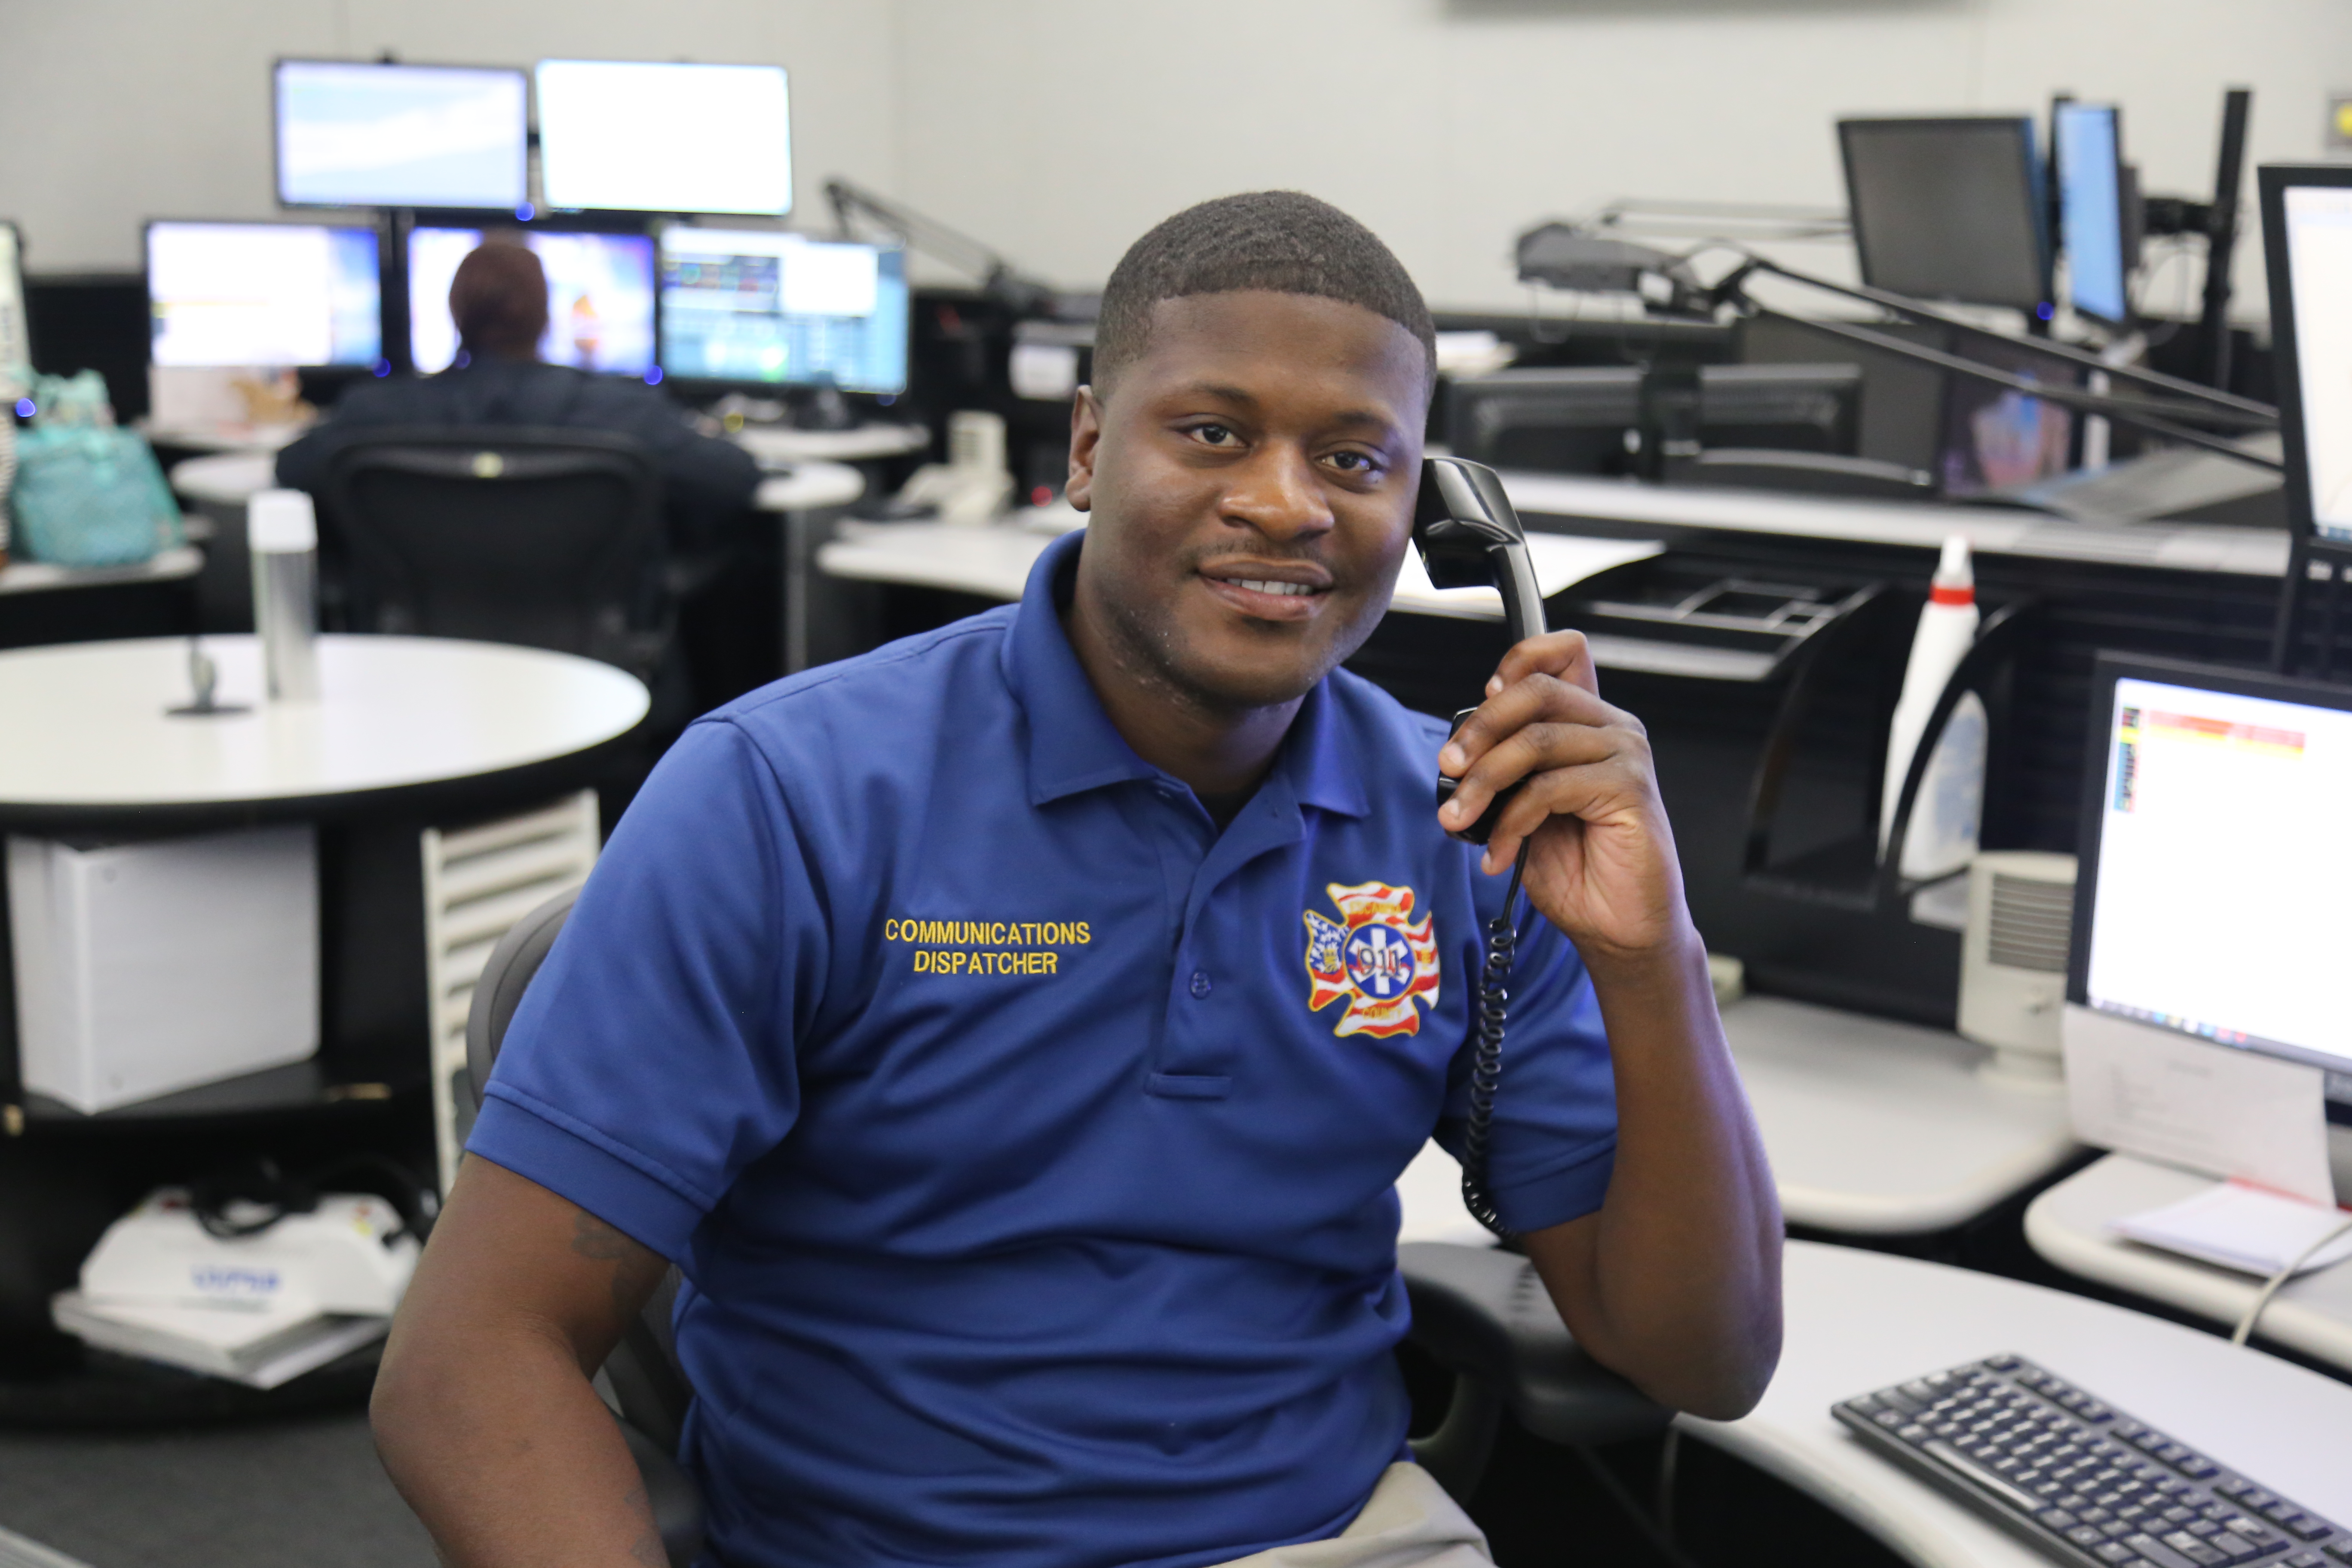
[448,241,549,361]
[1091,192,1436,396]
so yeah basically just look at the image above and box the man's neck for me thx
[1063,591,1300,803]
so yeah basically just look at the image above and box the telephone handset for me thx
[1412,457,1547,847]
[1409,456,1547,1240]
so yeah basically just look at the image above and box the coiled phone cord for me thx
[1461,841,1533,1241]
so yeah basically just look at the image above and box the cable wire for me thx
[1461,842,1533,1241]
[2230,1210,2352,1348]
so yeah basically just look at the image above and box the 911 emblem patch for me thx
[1302,881,1441,1038]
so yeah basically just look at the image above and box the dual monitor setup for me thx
[142,58,909,397]
[1840,96,2209,327]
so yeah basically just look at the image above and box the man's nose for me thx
[1220,444,1334,542]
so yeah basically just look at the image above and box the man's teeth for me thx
[1231,579,1315,597]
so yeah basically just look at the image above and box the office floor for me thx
[0,1412,432,1568]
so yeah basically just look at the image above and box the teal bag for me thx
[9,371,184,567]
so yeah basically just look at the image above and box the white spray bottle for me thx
[1880,536,1986,881]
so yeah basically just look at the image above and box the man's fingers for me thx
[1438,672,1624,779]
[1438,719,1628,834]
[1481,758,1649,867]
[1494,629,1599,697]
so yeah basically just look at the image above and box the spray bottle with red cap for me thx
[1880,535,1988,881]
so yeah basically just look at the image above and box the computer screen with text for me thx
[658,230,906,392]
[2083,671,2352,1080]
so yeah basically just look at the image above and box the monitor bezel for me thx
[142,215,388,371]
[2053,101,2132,327]
[272,57,531,214]
[2067,649,2352,1096]
[1838,114,2054,314]
[652,227,910,396]
[0,218,26,379]
[2258,162,2352,546]
[533,59,794,220]
[403,217,660,379]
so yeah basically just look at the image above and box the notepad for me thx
[2111,1179,2352,1279]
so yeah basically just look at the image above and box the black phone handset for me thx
[1411,457,1545,1241]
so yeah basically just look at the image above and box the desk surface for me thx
[816,519,1665,623]
[1396,996,2078,1242]
[0,634,647,811]
[1723,995,2081,1234]
[733,423,929,465]
[1500,472,2291,579]
[0,547,203,597]
[2026,1153,2352,1372]
[1694,1240,2352,1568]
[170,451,864,516]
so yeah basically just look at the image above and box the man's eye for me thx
[1193,424,1235,446]
[1327,451,1378,474]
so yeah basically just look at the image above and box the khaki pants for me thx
[1212,1464,1493,1568]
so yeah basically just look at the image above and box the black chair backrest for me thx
[465,888,695,1455]
[322,426,663,674]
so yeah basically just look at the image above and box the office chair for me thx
[464,891,1671,1566]
[319,427,671,687]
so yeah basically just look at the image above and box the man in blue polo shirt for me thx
[373,192,1782,1568]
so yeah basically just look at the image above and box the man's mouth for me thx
[1196,562,1335,622]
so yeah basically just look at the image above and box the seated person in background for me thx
[275,241,759,560]
[371,193,1782,1568]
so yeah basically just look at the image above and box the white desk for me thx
[139,419,304,456]
[732,423,929,469]
[815,519,1664,628]
[0,635,647,811]
[0,547,203,597]
[168,451,864,518]
[1690,1240,2352,1568]
[2025,1153,2352,1372]
[1498,471,2291,579]
[1394,1000,2077,1246]
[1723,996,2081,1235]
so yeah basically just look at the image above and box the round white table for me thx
[732,422,930,467]
[169,451,865,517]
[0,634,648,822]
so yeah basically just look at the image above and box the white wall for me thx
[892,0,2352,316]
[0,0,900,273]
[3,0,2343,317]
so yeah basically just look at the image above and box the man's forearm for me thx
[1526,927,1782,1419]
[372,1319,665,1568]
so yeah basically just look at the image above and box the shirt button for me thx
[1188,971,1213,999]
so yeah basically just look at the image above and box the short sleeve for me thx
[466,719,818,1265]
[1434,887,1618,1235]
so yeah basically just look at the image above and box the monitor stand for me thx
[792,383,856,432]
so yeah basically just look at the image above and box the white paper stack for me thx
[2112,1180,2352,1278]
[51,1292,387,1389]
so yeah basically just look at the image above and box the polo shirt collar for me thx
[1002,530,1369,819]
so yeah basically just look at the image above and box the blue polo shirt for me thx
[469,530,1619,1568]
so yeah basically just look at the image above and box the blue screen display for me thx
[2057,103,2128,323]
[408,227,656,377]
[657,230,907,393]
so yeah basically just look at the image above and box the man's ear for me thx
[1065,386,1102,513]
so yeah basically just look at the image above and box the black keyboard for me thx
[1834,1355,2350,1568]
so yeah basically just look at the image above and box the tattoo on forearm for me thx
[624,1483,665,1567]
[570,1211,665,1319]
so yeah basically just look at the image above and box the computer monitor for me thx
[2054,102,2130,325]
[1840,116,2050,312]
[2260,164,2352,544]
[407,227,656,378]
[0,220,28,381]
[273,60,528,211]
[536,61,791,216]
[1446,364,1860,476]
[146,220,383,369]
[657,229,908,394]
[2069,652,2352,1112]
